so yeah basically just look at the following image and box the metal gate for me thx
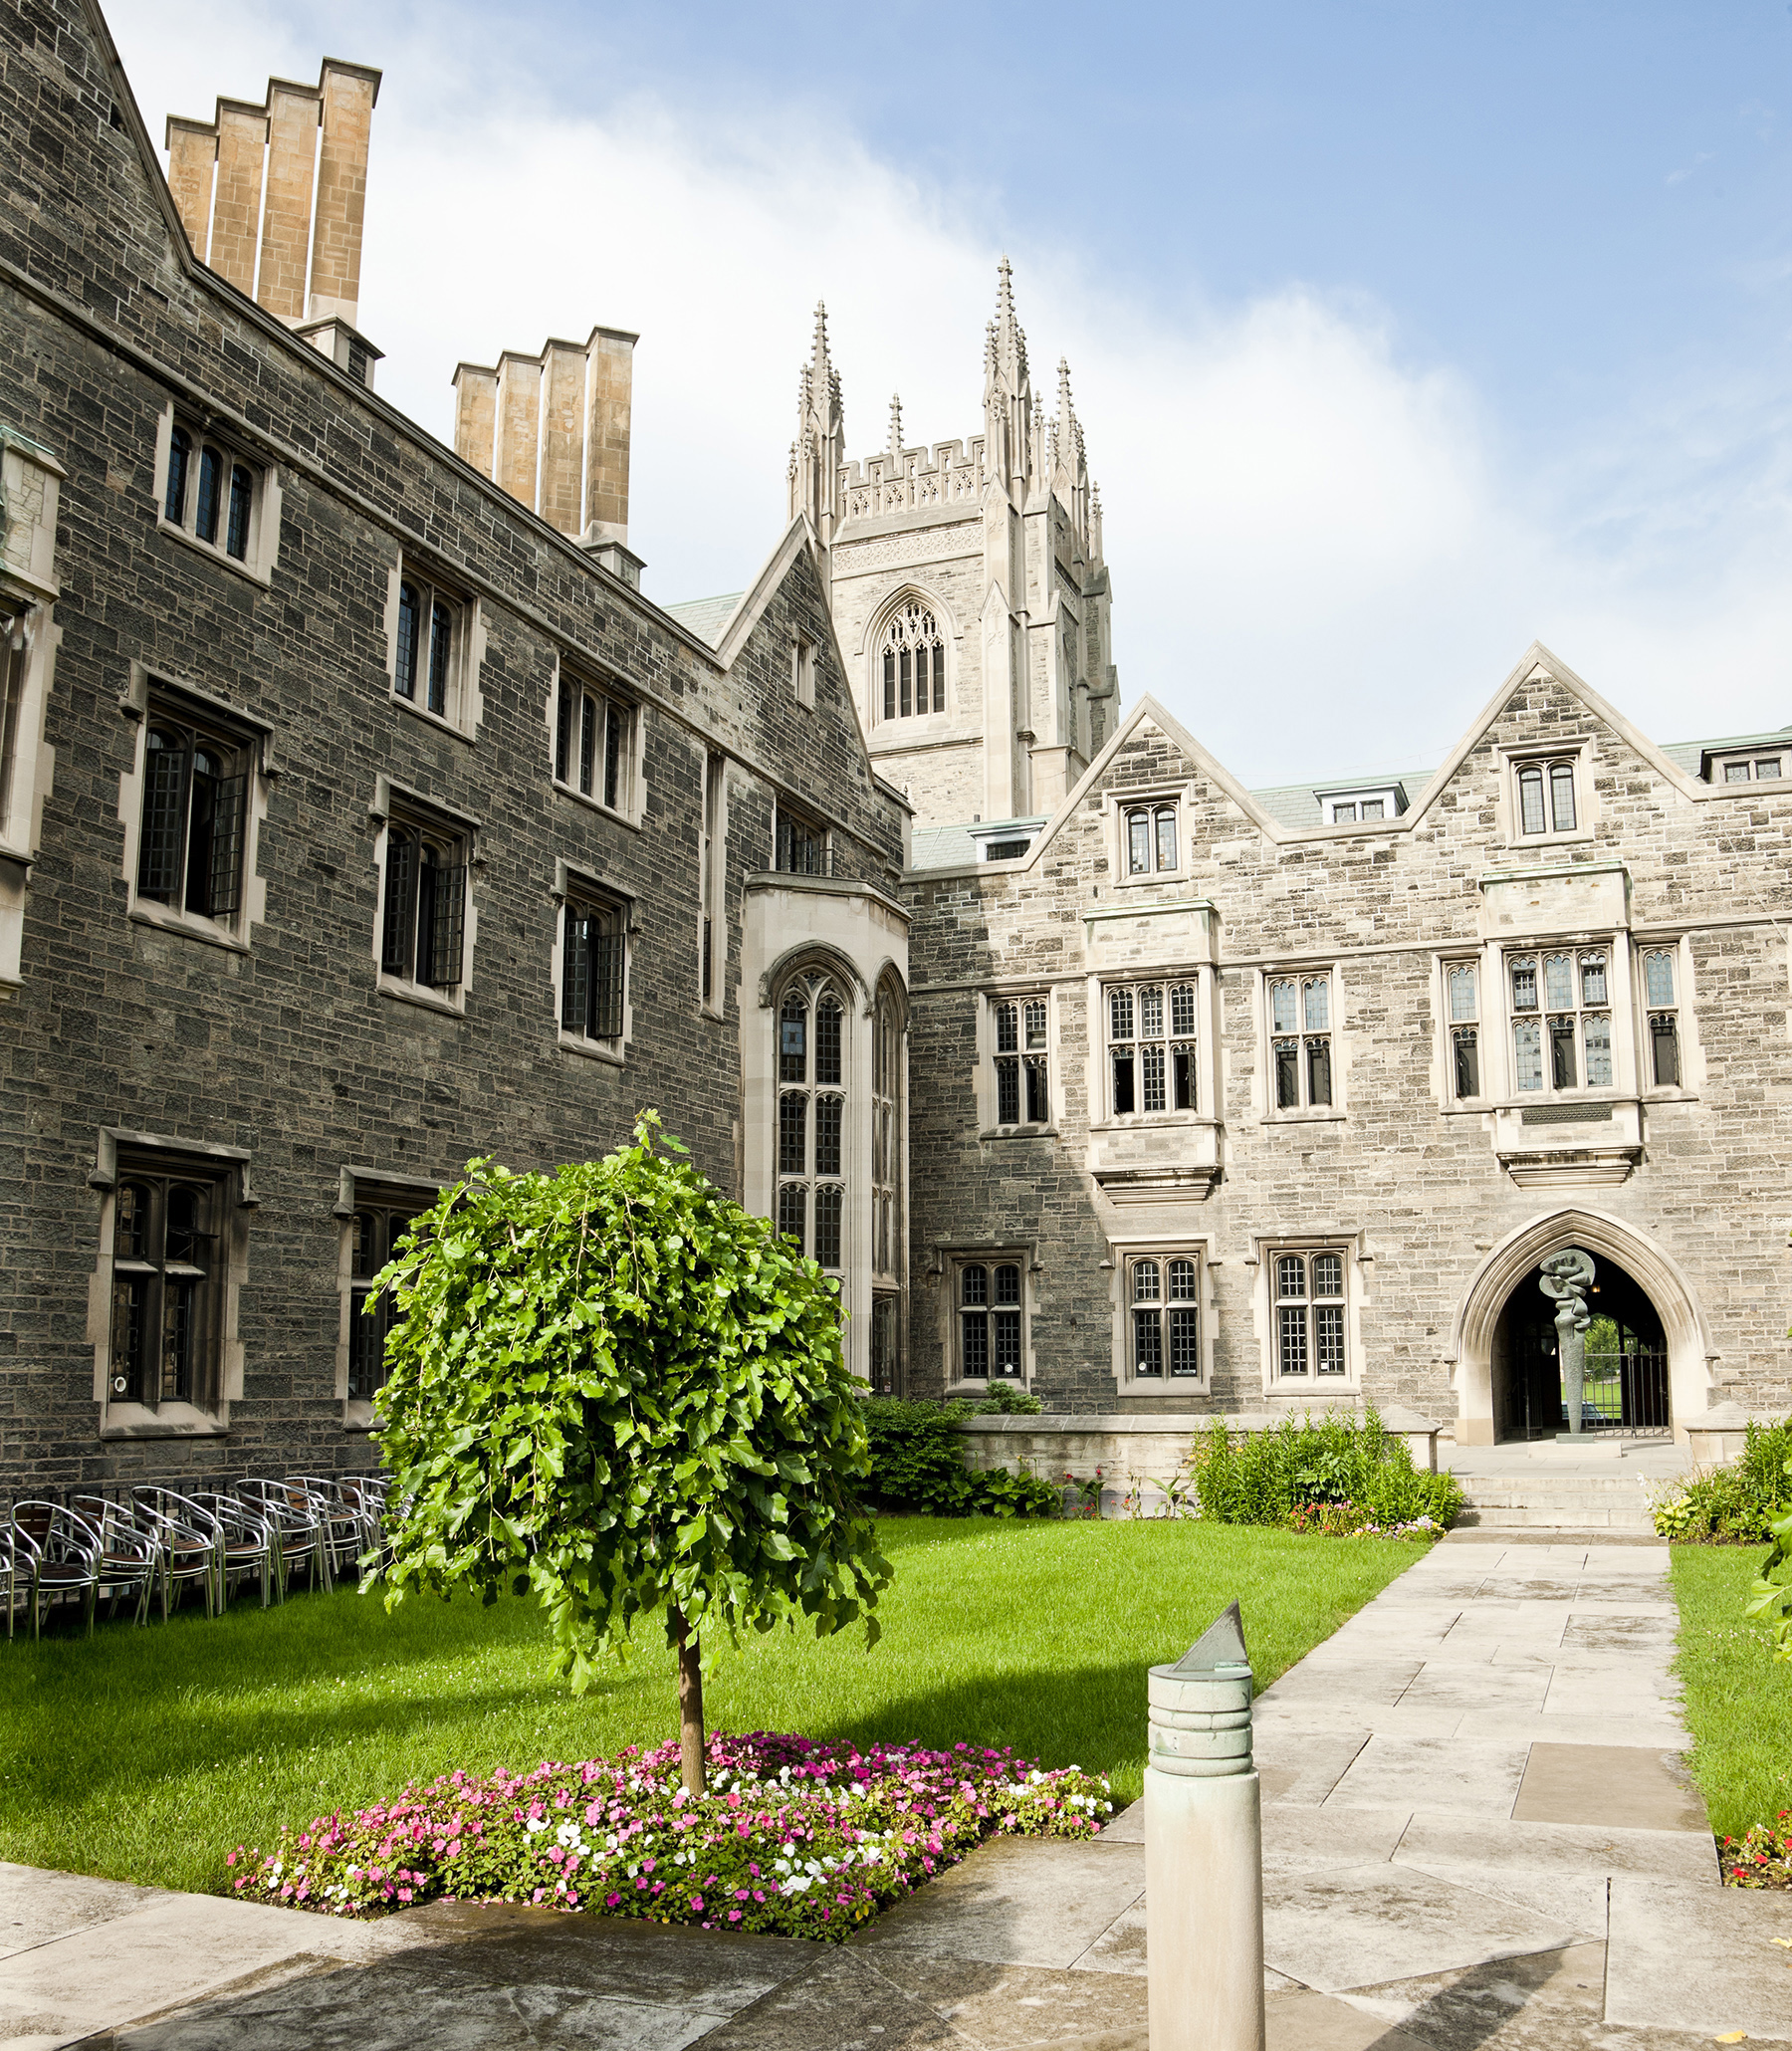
[1579,1348,1673,1438]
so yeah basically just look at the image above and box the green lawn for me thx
[0,1518,1422,1895]
[1672,1541,1792,1840]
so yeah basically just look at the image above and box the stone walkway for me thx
[4,1533,1790,2047]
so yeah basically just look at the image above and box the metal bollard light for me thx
[1144,1600,1265,2051]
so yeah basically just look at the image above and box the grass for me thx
[0,1518,1423,1895]
[1671,1541,1792,1839]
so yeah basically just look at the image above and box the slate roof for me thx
[662,591,745,649]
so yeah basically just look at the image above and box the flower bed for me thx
[1720,1812,1792,1889]
[228,1730,1114,1939]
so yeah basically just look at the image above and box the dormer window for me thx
[1707,752,1786,785]
[1322,785,1403,825]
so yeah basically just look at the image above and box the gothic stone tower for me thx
[787,264,1120,833]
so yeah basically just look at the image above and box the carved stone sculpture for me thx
[1539,1248,1597,1437]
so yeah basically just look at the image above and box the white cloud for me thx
[108,0,1792,788]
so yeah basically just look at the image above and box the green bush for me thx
[858,1397,1057,1516]
[1653,1418,1792,1542]
[1192,1411,1462,1533]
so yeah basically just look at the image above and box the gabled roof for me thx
[921,640,1760,881]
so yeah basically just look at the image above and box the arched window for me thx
[774,976,846,1271]
[880,600,946,721]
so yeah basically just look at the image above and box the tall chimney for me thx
[258,79,322,324]
[494,351,543,508]
[538,341,587,537]
[308,59,381,327]
[583,325,635,545]
[164,116,217,254]
[209,97,268,296]
[452,364,499,476]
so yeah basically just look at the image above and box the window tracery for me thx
[880,600,946,720]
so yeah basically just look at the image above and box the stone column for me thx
[209,97,269,296]
[1144,1601,1265,2051]
[257,79,322,323]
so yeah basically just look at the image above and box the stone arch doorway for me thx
[1451,1210,1710,1447]
[1490,1251,1668,1441]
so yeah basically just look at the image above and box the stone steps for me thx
[1452,1472,1662,1533]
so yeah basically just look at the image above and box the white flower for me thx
[525,1818,547,1836]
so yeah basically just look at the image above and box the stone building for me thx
[0,0,910,1490]
[2,0,1787,1497]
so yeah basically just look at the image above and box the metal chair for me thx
[11,1501,102,1638]
[288,1477,371,1581]
[131,1488,225,1619]
[235,1479,331,1599]
[69,1493,158,1627]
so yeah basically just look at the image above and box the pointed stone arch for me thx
[867,583,956,725]
[1449,1207,1714,1445]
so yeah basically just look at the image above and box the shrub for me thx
[858,1398,1057,1516]
[1653,1420,1792,1542]
[227,1731,1115,1937]
[1192,1411,1461,1534]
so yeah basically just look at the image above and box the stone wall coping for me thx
[956,1409,1373,1436]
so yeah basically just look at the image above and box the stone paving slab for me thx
[0,1862,164,1964]
[1605,1875,1792,2040]
[1512,1742,1708,1832]
[1323,1733,1533,1815]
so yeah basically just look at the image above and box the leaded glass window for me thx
[1447,961,1480,1098]
[394,571,466,725]
[134,703,250,924]
[1643,947,1680,1087]
[774,978,846,1271]
[993,996,1050,1126]
[380,815,468,992]
[1130,1253,1200,1383]
[348,1199,423,1400]
[162,421,260,564]
[1273,1250,1346,1381]
[1108,981,1197,1116]
[1516,756,1579,835]
[1507,948,1611,1094]
[880,600,946,720]
[1268,973,1333,1109]
[560,895,626,1040]
[109,1168,224,1411]
[1124,802,1179,875]
[959,1259,1022,1380]
[554,669,632,811]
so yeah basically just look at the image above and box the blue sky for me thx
[112,0,1792,784]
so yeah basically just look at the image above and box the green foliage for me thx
[1671,1541,1792,1841]
[968,1383,1044,1416]
[1652,1419,1792,1542]
[1743,1459,1792,1662]
[857,1398,1057,1516]
[370,1114,890,1691]
[1191,1411,1463,1533]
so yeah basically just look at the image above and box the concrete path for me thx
[5,1533,1790,2046]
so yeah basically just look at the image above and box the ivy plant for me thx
[367,1113,890,1792]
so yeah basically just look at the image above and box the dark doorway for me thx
[1490,1253,1671,1441]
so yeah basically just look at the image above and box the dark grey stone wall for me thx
[0,0,902,1489]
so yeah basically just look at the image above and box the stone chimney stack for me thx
[452,325,642,584]
[308,60,381,329]
[164,59,383,382]
[258,78,323,324]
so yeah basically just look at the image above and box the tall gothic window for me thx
[135,702,250,924]
[881,601,946,721]
[776,975,847,1271]
[110,1168,225,1409]
[1508,948,1611,1093]
[872,988,901,1280]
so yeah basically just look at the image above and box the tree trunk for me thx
[673,1608,705,1796]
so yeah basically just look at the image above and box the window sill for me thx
[154,514,272,588]
[393,693,475,746]
[558,1029,626,1067]
[1505,830,1595,853]
[981,1124,1058,1141]
[343,1398,381,1435]
[1120,1382,1210,1398]
[100,1401,228,1441]
[552,779,641,832]
[1261,1107,1346,1125]
[1113,871,1190,891]
[1264,1382,1360,1400]
[1090,1113,1217,1133]
[377,975,465,1018]
[129,903,249,954]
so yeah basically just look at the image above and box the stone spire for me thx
[887,392,904,461]
[983,256,1035,497]
[1051,356,1089,543]
[787,300,844,556]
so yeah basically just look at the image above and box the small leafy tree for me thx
[368,1114,890,1793]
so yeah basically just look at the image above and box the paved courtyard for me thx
[3,1531,1788,2048]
